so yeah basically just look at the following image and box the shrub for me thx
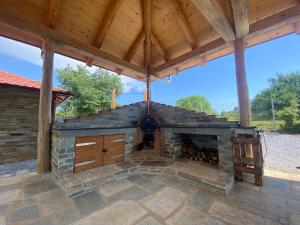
[277,99,299,128]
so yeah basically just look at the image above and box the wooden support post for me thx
[37,39,54,174]
[144,0,151,115]
[234,38,251,127]
[111,88,116,109]
[144,89,147,101]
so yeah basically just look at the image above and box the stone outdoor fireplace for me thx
[51,101,254,179]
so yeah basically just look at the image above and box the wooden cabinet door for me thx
[74,136,103,173]
[103,134,125,165]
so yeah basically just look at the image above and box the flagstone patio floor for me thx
[1,167,300,225]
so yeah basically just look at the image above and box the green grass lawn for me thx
[251,120,300,133]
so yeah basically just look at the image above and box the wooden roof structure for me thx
[0,0,299,81]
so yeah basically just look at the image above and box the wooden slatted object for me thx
[74,134,125,173]
[232,135,263,186]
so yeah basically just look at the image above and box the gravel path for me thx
[262,132,300,174]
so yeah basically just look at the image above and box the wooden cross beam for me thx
[191,0,235,42]
[231,0,249,38]
[169,0,198,49]
[150,33,169,62]
[45,0,61,28]
[93,0,124,49]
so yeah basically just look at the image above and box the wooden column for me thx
[37,39,54,174]
[234,38,251,127]
[111,88,116,109]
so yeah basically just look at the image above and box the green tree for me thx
[219,107,240,121]
[277,98,299,128]
[251,72,300,120]
[176,95,215,114]
[57,65,123,115]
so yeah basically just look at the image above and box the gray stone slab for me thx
[290,213,300,225]
[208,201,276,225]
[0,182,20,193]
[0,189,20,205]
[108,185,149,203]
[288,199,300,214]
[0,216,5,225]
[262,194,288,218]
[143,187,188,218]
[136,216,163,225]
[98,179,133,197]
[149,183,166,193]
[29,217,54,225]
[73,191,106,216]
[136,178,157,190]
[55,208,81,225]
[24,179,59,197]
[117,162,136,169]
[71,200,147,225]
[9,204,38,223]
[127,175,144,182]
[166,204,225,225]
[177,172,202,184]
[190,189,215,212]
[141,161,167,167]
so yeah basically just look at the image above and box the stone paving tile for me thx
[262,193,288,219]
[143,187,188,218]
[0,183,20,193]
[173,181,199,196]
[135,216,163,225]
[189,189,215,212]
[149,183,166,193]
[73,191,106,216]
[290,213,300,225]
[29,217,54,225]
[54,208,81,225]
[107,185,149,203]
[127,175,144,182]
[34,189,66,203]
[23,179,59,198]
[166,204,226,225]
[117,162,136,169]
[208,201,278,225]
[71,200,147,225]
[98,179,133,197]
[288,199,300,214]
[136,178,157,190]
[0,189,20,205]
[0,204,8,216]
[9,204,38,224]
[140,161,167,167]
[39,197,76,217]
[0,216,5,225]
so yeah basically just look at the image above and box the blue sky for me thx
[0,34,299,112]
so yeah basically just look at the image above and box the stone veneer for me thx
[52,101,253,178]
[0,87,39,164]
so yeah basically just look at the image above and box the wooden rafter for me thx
[295,21,300,34]
[169,0,198,49]
[153,5,300,76]
[93,0,123,49]
[45,0,60,28]
[150,33,169,61]
[191,0,235,42]
[231,0,249,38]
[0,10,146,77]
[124,29,145,62]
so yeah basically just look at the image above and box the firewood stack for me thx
[181,139,219,165]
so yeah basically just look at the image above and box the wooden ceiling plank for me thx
[93,0,124,49]
[191,0,235,42]
[169,0,198,49]
[231,0,249,38]
[150,33,169,61]
[45,0,60,28]
[154,5,300,76]
[143,0,151,73]
[0,10,146,77]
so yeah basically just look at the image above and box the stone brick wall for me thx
[0,87,39,164]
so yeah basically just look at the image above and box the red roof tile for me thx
[0,70,71,94]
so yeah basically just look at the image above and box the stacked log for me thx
[181,139,219,165]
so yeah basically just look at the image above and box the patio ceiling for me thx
[0,0,299,80]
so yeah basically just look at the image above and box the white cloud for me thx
[0,36,145,93]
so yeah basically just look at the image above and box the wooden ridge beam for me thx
[0,10,146,77]
[231,0,249,38]
[150,33,169,61]
[124,29,145,62]
[93,0,123,49]
[191,0,235,42]
[144,0,151,73]
[153,5,300,76]
[45,0,61,28]
[169,0,198,49]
